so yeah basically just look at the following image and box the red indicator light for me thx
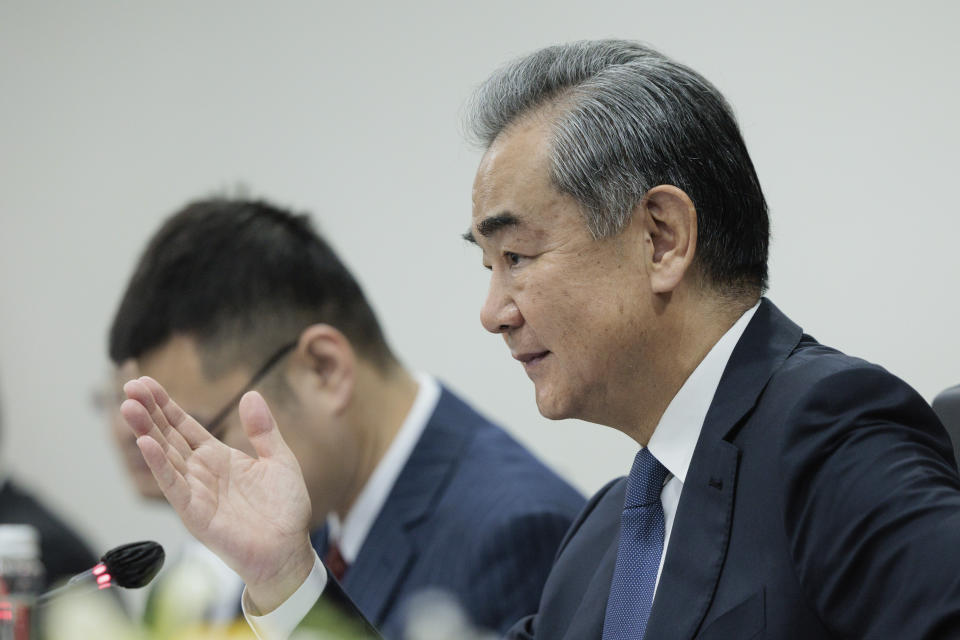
[97,573,112,585]
[92,563,107,576]
[98,581,112,590]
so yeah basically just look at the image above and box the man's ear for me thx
[639,185,697,294]
[290,324,355,415]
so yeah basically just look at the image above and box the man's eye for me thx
[505,251,521,265]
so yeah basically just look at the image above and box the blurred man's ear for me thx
[291,324,356,415]
[638,184,698,294]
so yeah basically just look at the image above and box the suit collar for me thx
[339,386,476,624]
[648,302,759,484]
[708,298,803,441]
[644,298,803,639]
[327,373,440,563]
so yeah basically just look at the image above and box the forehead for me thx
[473,117,551,206]
[471,116,581,238]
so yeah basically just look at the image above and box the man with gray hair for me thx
[122,39,960,639]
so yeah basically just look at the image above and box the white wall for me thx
[2,0,958,568]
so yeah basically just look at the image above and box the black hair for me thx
[108,197,394,372]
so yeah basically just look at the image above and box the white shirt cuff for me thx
[242,553,328,640]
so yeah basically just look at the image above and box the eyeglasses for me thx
[91,386,126,415]
[91,363,139,415]
[204,341,298,438]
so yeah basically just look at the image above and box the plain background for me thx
[1,0,958,600]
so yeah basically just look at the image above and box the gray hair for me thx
[465,39,769,294]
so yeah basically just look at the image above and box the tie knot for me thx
[624,448,669,508]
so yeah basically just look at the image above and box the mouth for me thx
[512,350,550,372]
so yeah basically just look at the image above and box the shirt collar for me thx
[646,303,759,484]
[326,372,440,563]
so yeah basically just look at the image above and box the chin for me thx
[534,388,577,421]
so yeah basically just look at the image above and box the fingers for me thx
[124,376,210,453]
[139,376,214,449]
[120,391,188,475]
[136,435,191,511]
[238,391,295,462]
[136,376,209,450]
[121,381,190,466]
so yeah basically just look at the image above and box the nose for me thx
[480,275,522,334]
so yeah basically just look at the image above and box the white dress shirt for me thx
[243,372,440,639]
[244,305,758,638]
[646,302,758,590]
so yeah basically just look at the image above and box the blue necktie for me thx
[601,447,670,640]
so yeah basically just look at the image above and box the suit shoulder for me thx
[773,335,880,383]
[763,336,932,421]
[452,424,586,526]
[759,336,945,444]
[435,386,585,512]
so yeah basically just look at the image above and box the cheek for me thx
[543,286,601,341]
[518,271,573,330]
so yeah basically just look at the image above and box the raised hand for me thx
[121,376,317,612]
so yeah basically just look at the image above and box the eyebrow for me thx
[462,213,522,244]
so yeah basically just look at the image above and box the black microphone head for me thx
[100,541,165,588]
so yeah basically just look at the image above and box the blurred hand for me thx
[122,376,316,613]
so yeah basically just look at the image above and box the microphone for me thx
[37,541,165,606]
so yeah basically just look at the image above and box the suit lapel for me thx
[644,299,803,639]
[342,388,473,626]
[644,440,740,640]
[562,486,625,640]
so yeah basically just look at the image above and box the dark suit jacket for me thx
[311,385,585,639]
[0,479,99,589]
[507,298,960,639]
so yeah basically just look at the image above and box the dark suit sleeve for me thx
[780,366,960,638]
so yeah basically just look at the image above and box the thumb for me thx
[238,391,295,461]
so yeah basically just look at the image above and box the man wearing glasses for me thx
[107,196,584,638]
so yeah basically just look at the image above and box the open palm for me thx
[122,376,316,609]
